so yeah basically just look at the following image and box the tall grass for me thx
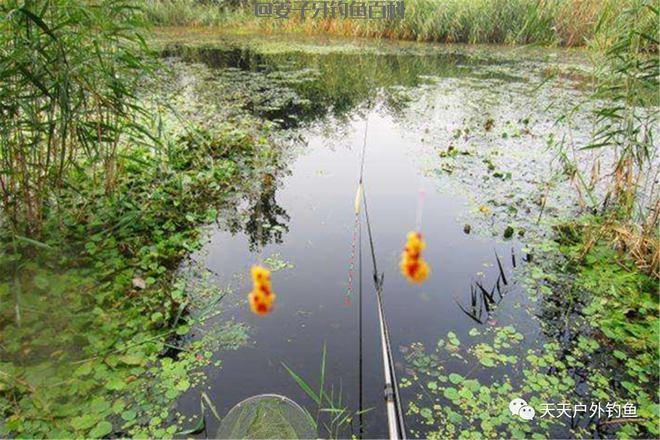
[143,0,233,26]
[0,0,155,237]
[589,1,658,275]
[557,0,658,275]
[592,2,657,215]
[145,0,631,47]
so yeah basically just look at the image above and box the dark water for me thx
[168,39,590,438]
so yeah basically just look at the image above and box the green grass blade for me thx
[282,362,321,405]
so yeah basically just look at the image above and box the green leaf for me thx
[89,421,113,439]
[90,397,111,414]
[111,399,126,414]
[176,325,191,336]
[121,410,137,422]
[282,363,321,405]
[443,387,459,401]
[117,354,146,366]
[447,409,463,424]
[105,376,126,390]
[448,373,464,384]
[458,387,474,399]
[175,379,190,392]
[71,414,99,431]
[74,362,93,377]
[447,331,461,346]
[420,408,433,420]
[468,328,481,337]
[613,350,626,360]
[479,358,496,367]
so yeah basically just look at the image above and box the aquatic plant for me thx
[0,69,273,437]
[283,344,371,439]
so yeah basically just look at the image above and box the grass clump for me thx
[556,1,658,275]
[0,121,265,437]
[142,0,233,26]
[0,0,155,237]
[144,0,651,48]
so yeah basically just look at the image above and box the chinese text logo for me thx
[509,398,640,423]
[253,1,405,20]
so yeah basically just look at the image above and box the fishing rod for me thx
[352,116,407,440]
[363,186,407,440]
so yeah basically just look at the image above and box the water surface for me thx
[166,34,593,438]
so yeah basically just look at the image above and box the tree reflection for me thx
[226,173,290,251]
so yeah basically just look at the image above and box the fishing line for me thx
[415,182,426,233]
[346,211,360,307]
[359,117,369,181]
[358,207,364,439]
[346,117,369,306]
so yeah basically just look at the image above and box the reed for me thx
[555,0,658,275]
[142,0,233,26]
[0,0,156,237]
[144,0,631,48]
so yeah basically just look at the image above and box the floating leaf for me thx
[89,421,113,439]
[448,373,464,384]
[443,387,459,401]
[71,414,99,431]
[479,358,496,368]
[121,410,137,422]
[117,354,146,366]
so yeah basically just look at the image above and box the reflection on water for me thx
[167,38,593,438]
[163,44,525,129]
[225,173,291,251]
[456,251,518,325]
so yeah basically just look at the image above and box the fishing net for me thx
[216,394,317,439]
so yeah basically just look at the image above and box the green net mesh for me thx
[216,394,317,439]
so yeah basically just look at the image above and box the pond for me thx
[160,31,598,438]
